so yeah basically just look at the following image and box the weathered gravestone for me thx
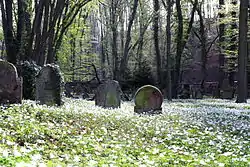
[134,85,163,114]
[95,80,121,108]
[0,60,22,104]
[36,64,63,106]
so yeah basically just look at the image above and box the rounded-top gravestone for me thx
[95,80,121,108]
[0,60,22,104]
[36,64,63,106]
[134,85,163,114]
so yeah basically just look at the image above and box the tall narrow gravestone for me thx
[36,64,63,106]
[95,80,121,108]
[134,85,163,114]
[0,60,22,104]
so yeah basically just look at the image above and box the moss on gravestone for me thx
[36,64,63,106]
[134,85,163,114]
[20,61,41,100]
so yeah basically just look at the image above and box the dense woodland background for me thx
[0,0,249,102]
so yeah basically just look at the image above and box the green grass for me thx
[0,98,250,166]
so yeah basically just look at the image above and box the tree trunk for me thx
[119,0,139,79]
[17,0,32,61]
[236,0,248,103]
[111,0,119,79]
[217,0,225,97]
[120,7,125,57]
[153,0,162,86]
[137,21,145,66]
[100,5,106,79]
[166,0,172,100]
[173,0,183,98]
[0,0,17,65]
[228,0,238,86]
[0,0,91,66]
[70,34,76,81]
[172,0,197,98]
[197,5,207,92]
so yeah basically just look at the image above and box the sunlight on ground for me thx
[0,98,249,166]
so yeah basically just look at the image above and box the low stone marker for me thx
[134,85,163,114]
[0,60,22,104]
[36,64,63,106]
[95,80,121,108]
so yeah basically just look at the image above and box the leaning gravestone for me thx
[0,60,22,104]
[95,80,121,108]
[134,85,163,114]
[36,64,63,106]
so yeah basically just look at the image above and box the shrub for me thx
[20,61,41,100]
[133,60,155,88]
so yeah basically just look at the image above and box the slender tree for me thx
[236,0,248,103]
[153,0,162,86]
[0,0,18,64]
[228,0,238,86]
[110,0,120,79]
[0,0,92,65]
[166,0,172,100]
[196,3,207,92]
[119,0,139,79]
[69,34,76,81]
[172,0,197,98]
[218,0,225,97]
[162,0,172,100]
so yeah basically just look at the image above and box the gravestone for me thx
[221,78,234,99]
[95,80,121,108]
[0,60,22,104]
[134,85,163,114]
[36,64,63,106]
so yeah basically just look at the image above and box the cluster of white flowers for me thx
[1,98,249,166]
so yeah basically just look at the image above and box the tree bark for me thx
[172,0,197,98]
[236,0,248,103]
[217,0,225,97]
[0,0,17,65]
[166,0,172,100]
[153,0,162,86]
[100,5,106,79]
[70,34,76,81]
[228,0,238,86]
[119,0,139,79]
[196,4,207,92]
[0,0,91,66]
[111,0,119,79]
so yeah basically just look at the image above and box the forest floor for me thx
[0,98,250,166]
